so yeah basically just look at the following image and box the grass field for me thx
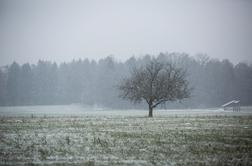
[0,106,252,165]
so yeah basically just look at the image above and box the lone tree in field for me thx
[119,58,191,117]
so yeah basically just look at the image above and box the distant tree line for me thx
[0,53,251,108]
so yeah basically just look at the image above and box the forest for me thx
[0,52,251,108]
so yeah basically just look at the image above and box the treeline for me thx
[0,53,251,108]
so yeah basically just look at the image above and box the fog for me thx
[1,2,252,165]
[1,0,252,66]
[1,53,252,108]
[0,0,252,108]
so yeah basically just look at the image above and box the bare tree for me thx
[119,58,191,117]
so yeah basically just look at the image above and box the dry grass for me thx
[0,113,252,165]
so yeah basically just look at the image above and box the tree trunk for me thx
[148,104,153,117]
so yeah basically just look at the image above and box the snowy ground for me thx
[0,105,252,117]
[0,105,252,165]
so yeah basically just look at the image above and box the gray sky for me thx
[0,0,252,66]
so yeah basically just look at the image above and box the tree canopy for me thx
[119,58,191,117]
[0,53,251,108]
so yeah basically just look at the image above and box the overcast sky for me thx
[0,0,252,66]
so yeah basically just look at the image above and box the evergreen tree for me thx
[7,62,21,105]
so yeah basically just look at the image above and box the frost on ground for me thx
[0,109,252,165]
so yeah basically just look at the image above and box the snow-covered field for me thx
[0,105,252,165]
[1,105,252,117]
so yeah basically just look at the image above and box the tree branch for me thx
[152,99,167,108]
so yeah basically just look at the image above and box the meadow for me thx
[0,106,252,166]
